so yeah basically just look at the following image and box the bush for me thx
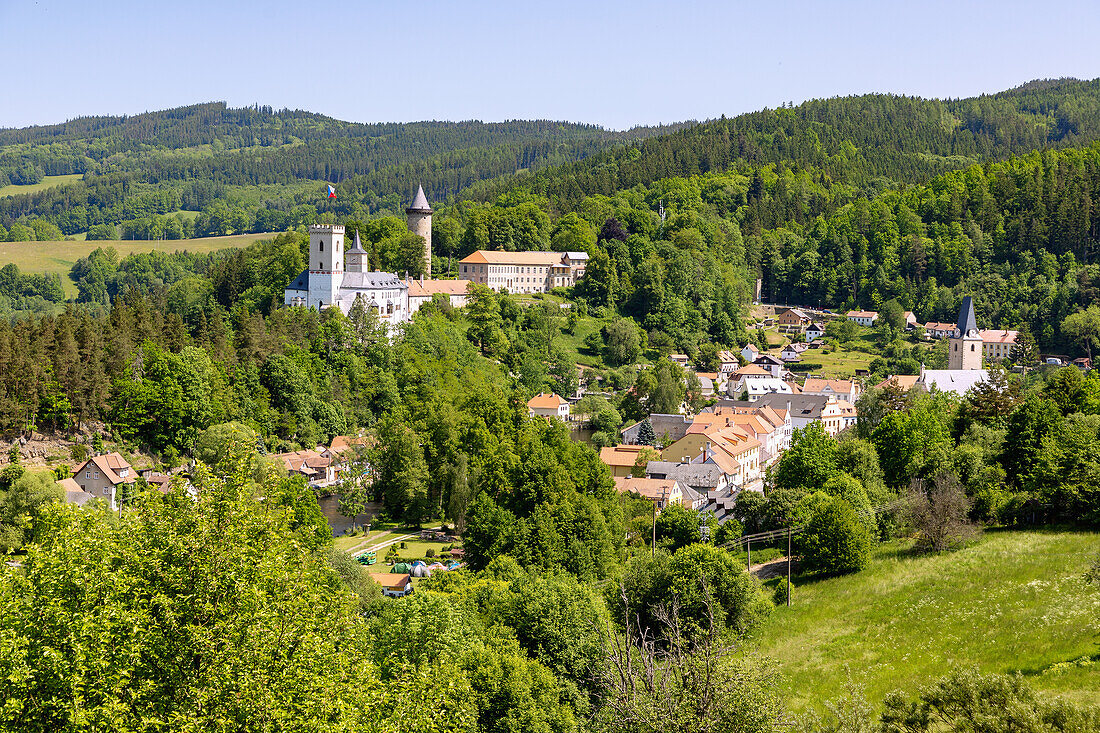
[786,362,824,372]
[425,548,435,558]
[70,444,88,462]
[797,497,873,574]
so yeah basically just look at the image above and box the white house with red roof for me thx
[846,310,879,327]
[527,392,570,420]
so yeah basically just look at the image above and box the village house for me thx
[645,461,729,498]
[599,444,654,477]
[777,307,812,333]
[693,371,724,397]
[754,354,785,378]
[613,476,684,511]
[903,311,919,329]
[527,392,570,420]
[58,476,96,507]
[781,342,810,362]
[846,310,878,327]
[661,421,765,493]
[406,275,471,315]
[716,350,741,374]
[727,363,793,401]
[804,322,826,342]
[458,250,587,293]
[693,405,791,465]
[821,398,858,434]
[71,452,136,510]
[740,343,760,363]
[923,322,957,339]
[801,378,862,403]
[271,449,337,488]
[368,572,413,598]
[739,393,832,432]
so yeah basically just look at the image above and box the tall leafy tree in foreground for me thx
[0,459,380,730]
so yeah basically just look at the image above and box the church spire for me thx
[956,296,978,335]
[348,229,366,254]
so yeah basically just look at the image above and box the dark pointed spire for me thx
[956,296,978,335]
[348,229,366,253]
[407,184,432,213]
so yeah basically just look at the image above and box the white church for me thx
[283,186,469,326]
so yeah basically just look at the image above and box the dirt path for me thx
[750,556,797,580]
[348,527,443,557]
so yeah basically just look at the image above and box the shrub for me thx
[797,497,873,574]
[70,444,88,462]
[425,548,435,559]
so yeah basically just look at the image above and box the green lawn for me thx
[749,529,1100,712]
[0,234,274,298]
[0,174,84,198]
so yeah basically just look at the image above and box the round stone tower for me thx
[406,184,432,277]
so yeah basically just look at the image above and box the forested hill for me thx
[476,77,1100,215]
[0,102,686,235]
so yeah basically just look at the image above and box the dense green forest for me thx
[479,78,1100,215]
[0,102,684,238]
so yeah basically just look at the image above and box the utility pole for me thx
[746,538,751,571]
[787,526,792,607]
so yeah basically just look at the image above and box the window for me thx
[971,344,975,351]
[94,472,100,480]
[85,471,90,479]
[319,240,324,252]
[103,487,109,496]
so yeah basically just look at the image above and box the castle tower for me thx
[406,184,432,278]
[948,296,983,370]
[346,229,368,273]
[308,224,345,308]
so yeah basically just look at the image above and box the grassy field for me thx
[749,529,1100,712]
[0,174,84,198]
[0,234,274,298]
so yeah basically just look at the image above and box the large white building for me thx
[283,225,411,326]
[285,186,471,327]
[458,250,588,293]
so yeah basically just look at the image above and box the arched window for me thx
[971,344,975,351]
[319,240,324,252]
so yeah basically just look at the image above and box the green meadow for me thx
[0,173,84,197]
[0,234,273,298]
[749,529,1100,712]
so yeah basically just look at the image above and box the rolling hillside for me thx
[749,530,1100,713]
[480,77,1100,217]
[0,102,686,235]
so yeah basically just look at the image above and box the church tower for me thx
[949,296,983,370]
[308,224,345,308]
[346,230,368,273]
[406,184,432,277]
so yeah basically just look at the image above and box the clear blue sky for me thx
[2,0,1098,130]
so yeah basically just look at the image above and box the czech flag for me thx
[327,184,337,199]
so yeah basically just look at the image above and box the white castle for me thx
[284,185,466,326]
